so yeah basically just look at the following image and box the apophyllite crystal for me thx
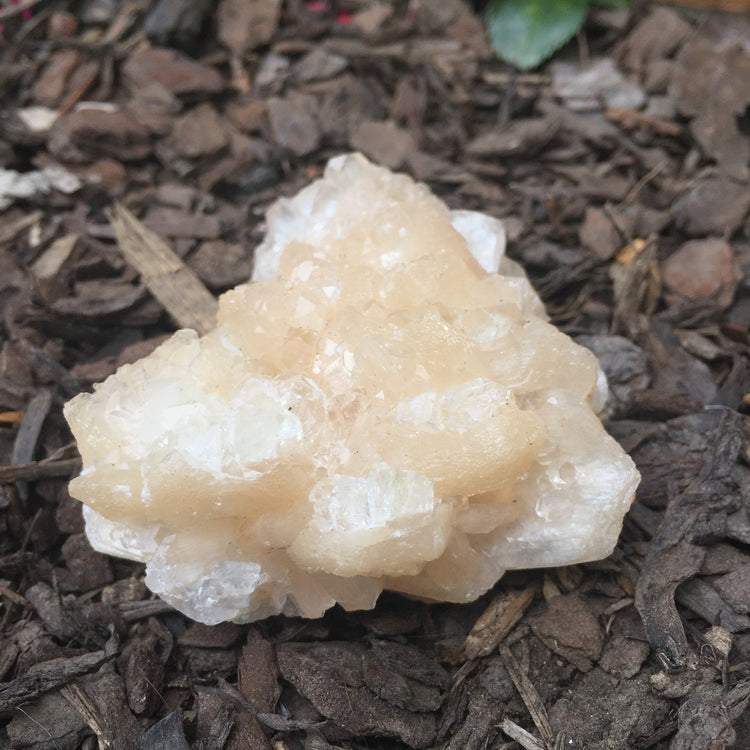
[64,154,639,624]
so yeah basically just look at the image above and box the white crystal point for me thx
[252,154,494,283]
[448,209,506,274]
[64,152,639,624]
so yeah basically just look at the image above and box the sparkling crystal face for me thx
[64,153,639,624]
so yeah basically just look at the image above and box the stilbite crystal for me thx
[64,153,639,625]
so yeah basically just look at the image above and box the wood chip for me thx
[138,709,191,750]
[238,627,280,712]
[108,203,218,335]
[464,587,535,660]
[0,210,42,244]
[499,718,547,750]
[635,411,744,670]
[0,647,114,712]
[61,672,141,748]
[31,233,79,280]
[10,389,52,503]
[0,457,81,483]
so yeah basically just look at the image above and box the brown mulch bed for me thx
[2,1,750,748]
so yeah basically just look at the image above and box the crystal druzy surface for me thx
[64,154,639,624]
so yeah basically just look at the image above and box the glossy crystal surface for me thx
[65,154,639,624]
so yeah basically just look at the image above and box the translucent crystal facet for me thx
[64,153,639,624]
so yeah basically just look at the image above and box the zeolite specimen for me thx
[64,153,640,625]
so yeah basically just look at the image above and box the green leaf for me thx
[594,0,630,8]
[485,0,589,70]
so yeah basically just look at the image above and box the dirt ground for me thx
[1,1,750,748]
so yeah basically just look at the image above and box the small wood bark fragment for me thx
[439,656,515,750]
[11,390,52,467]
[200,705,235,750]
[138,709,190,750]
[109,203,218,334]
[0,639,20,683]
[676,578,750,633]
[4,691,89,749]
[31,233,79,280]
[0,648,113,712]
[123,635,166,716]
[59,60,100,114]
[238,626,280,712]
[529,593,604,672]
[23,343,81,396]
[10,390,52,504]
[61,672,142,748]
[671,679,750,750]
[464,587,535,659]
[635,411,744,670]
[24,582,122,646]
[276,641,442,748]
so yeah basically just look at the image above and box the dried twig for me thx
[0,649,113,712]
[118,599,176,623]
[499,718,547,750]
[464,587,535,659]
[499,645,555,750]
[0,457,81,483]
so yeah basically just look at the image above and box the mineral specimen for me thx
[64,153,639,625]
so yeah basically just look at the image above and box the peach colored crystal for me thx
[64,154,639,624]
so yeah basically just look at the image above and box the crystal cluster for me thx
[64,154,639,624]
